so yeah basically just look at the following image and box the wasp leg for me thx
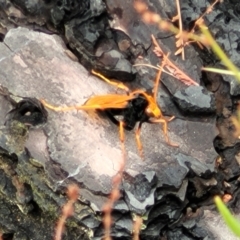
[91,70,130,93]
[119,121,125,143]
[135,121,144,159]
[166,116,175,122]
[150,118,179,147]
[119,121,127,162]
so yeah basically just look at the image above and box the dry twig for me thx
[102,122,126,240]
[132,215,143,240]
[151,35,199,86]
[54,184,79,240]
[190,0,221,34]
[172,0,221,56]
[172,0,185,59]
[186,0,221,49]
[134,1,222,51]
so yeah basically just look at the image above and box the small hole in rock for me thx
[2,233,14,240]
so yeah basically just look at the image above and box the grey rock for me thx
[0,0,238,239]
[0,10,218,240]
[173,86,216,114]
[181,0,240,96]
[0,26,216,201]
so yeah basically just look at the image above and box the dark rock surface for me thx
[0,0,239,239]
[173,86,216,114]
[182,0,240,96]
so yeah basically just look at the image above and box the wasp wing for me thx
[41,94,136,112]
[80,94,136,109]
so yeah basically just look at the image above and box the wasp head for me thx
[145,95,162,118]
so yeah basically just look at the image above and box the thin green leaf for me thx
[202,67,240,77]
[200,25,240,83]
[214,196,240,237]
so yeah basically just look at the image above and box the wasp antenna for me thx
[153,61,162,101]
[119,121,125,143]
[153,53,169,101]
[91,69,130,93]
[119,121,127,162]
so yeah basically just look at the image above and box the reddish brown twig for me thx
[151,35,199,86]
[102,184,121,240]
[132,215,143,240]
[184,0,221,49]
[190,0,221,35]
[102,122,126,240]
[172,0,221,56]
[172,0,185,60]
[134,1,220,51]
[54,184,79,240]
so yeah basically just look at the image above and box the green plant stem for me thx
[199,25,240,82]
[215,196,240,237]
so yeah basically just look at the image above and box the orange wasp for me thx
[41,69,178,158]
